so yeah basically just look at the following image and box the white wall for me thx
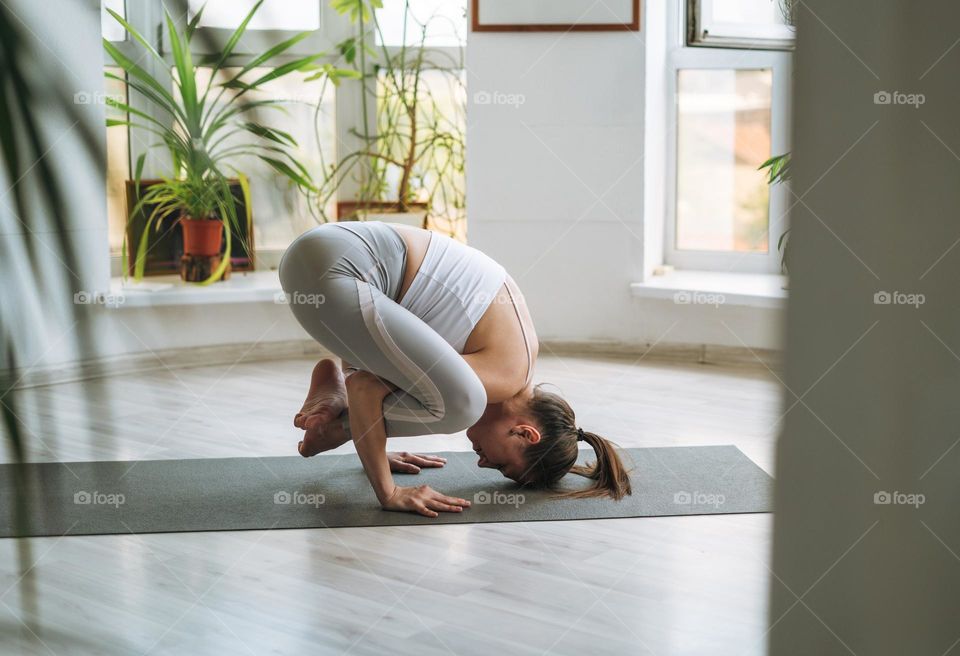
[466,0,784,350]
[466,21,646,342]
[87,301,311,360]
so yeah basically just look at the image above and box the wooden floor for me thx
[0,352,782,656]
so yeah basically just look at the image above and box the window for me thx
[101,0,127,42]
[189,67,336,251]
[102,4,130,256]
[675,68,771,253]
[666,1,792,273]
[179,0,341,60]
[104,67,130,253]
[103,2,342,265]
[100,0,466,269]
[688,0,795,50]
[187,0,321,31]
[376,68,466,239]
[370,1,467,239]
[375,0,467,47]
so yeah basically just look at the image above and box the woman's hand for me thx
[387,452,448,474]
[381,485,471,518]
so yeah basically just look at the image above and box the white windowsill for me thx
[109,249,285,278]
[630,269,788,309]
[100,269,786,310]
[104,270,284,309]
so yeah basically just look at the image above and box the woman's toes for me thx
[303,408,336,430]
[298,439,317,458]
[295,412,314,429]
[298,425,328,457]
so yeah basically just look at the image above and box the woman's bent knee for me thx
[279,235,319,296]
[438,380,487,434]
[278,225,342,295]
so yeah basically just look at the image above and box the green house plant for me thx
[309,0,466,235]
[758,1,796,273]
[759,152,792,272]
[104,1,329,283]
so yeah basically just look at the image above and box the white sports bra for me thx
[398,231,506,353]
[394,228,535,388]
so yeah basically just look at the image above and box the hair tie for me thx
[576,428,586,442]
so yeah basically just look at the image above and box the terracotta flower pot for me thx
[180,218,223,257]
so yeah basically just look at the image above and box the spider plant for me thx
[104,0,350,283]
[309,0,466,235]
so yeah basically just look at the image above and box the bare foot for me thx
[298,416,350,457]
[294,359,347,430]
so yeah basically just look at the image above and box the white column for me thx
[770,2,960,654]
[0,0,109,369]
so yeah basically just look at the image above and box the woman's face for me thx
[466,402,539,483]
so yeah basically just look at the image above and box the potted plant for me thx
[129,174,242,281]
[759,152,792,273]
[104,1,336,282]
[308,0,466,235]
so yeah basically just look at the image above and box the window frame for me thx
[664,2,792,274]
[101,0,130,44]
[102,0,135,264]
[101,0,347,263]
[687,0,796,51]
[161,0,350,58]
[102,0,466,265]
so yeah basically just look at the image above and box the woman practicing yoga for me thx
[278,222,632,517]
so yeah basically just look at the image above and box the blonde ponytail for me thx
[521,385,633,500]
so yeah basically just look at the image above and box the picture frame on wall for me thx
[471,0,640,32]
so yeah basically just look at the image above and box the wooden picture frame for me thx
[125,179,255,277]
[471,0,640,32]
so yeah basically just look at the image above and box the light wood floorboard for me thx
[1,353,781,656]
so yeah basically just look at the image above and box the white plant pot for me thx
[357,210,427,228]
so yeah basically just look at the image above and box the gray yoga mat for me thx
[0,445,772,538]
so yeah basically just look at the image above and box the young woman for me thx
[278,222,631,517]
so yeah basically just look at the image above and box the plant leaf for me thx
[258,156,315,191]
[186,4,205,41]
[105,8,165,66]
[103,39,184,123]
[209,0,265,80]
[165,10,200,135]
[242,122,298,147]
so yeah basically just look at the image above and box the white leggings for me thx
[278,223,488,437]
